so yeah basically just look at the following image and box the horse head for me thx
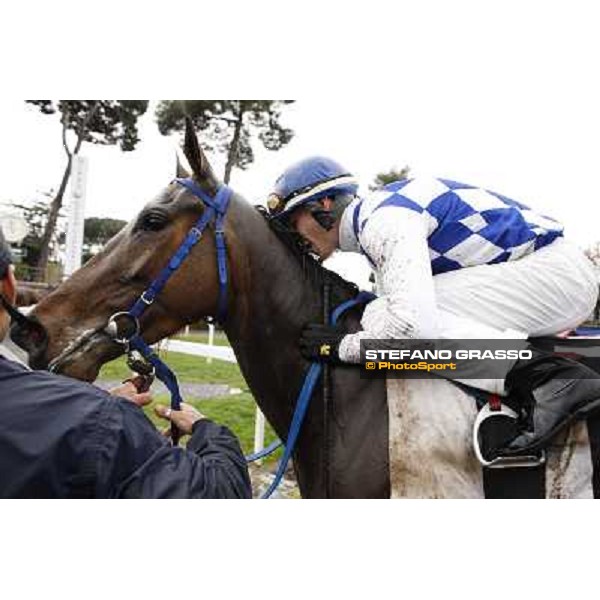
[10,121,391,498]
[16,119,235,381]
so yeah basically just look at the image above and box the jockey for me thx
[268,156,600,458]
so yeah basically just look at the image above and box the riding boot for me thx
[496,348,600,456]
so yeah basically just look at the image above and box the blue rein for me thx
[260,291,375,499]
[112,177,375,498]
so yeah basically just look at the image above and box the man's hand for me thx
[299,323,347,363]
[109,381,153,408]
[155,403,207,436]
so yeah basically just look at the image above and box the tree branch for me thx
[73,100,100,155]
[61,110,72,159]
[223,103,245,184]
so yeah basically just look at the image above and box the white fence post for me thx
[206,321,215,364]
[253,407,266,464]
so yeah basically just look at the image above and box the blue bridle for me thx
[106,177,375,498]
[127,178,232,324]
[107,178,232,444]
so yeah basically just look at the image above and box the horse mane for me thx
[256,206,359,306]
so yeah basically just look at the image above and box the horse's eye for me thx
[138,211,168,232]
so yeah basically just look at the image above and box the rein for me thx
[103,179,375,494]
[103,177,232,445]
[259,291,375,499]
[41,176,375,497]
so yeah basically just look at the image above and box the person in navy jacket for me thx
[0,225,251,499]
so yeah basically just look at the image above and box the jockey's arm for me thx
[338,207,440,363]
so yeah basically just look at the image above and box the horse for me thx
[13,121,596,498]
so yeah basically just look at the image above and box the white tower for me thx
[64,155,88,278]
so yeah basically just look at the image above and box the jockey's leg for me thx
[433,238,598,337]
[431,238,600,455]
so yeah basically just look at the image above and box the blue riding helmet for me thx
[268,156,358,218]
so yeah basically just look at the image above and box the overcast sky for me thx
[1,82,598,245]
[1,2,599,288]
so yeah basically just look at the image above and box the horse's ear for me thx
[175,151,190,178]
[183,117,218,191]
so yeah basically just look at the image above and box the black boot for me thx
[498,348,600,456]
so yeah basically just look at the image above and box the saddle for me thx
[470,328,600,498]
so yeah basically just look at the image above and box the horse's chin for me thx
[49,340,123,383]
[59,360,103,383]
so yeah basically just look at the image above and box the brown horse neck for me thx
[220,198,326,436]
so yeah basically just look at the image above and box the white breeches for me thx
[342,237,598,394]
[434,238,598,339]
[431,238,599,394]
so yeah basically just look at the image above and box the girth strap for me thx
[483,463,546,499]
[455,381,546,498]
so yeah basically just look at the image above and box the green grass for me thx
[99,350,247,389]
[99,352,281,463]
[147,392,281,462]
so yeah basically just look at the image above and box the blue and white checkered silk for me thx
[352,178,564,275]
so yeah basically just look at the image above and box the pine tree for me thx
[25,100,148,279]
[156,100,294,183]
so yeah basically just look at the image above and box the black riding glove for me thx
[299,323,347,364]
